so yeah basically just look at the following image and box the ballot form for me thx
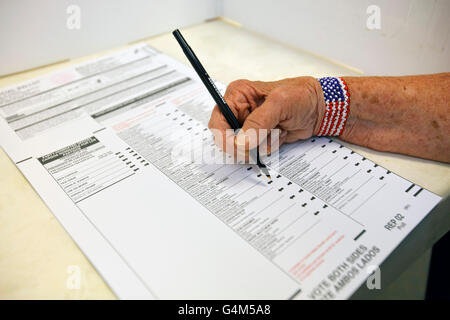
[0,44,441,299]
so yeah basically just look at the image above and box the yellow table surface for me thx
[1,19,449,299]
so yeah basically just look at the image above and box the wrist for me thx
[314,77,351,137]
[312,79,326,136]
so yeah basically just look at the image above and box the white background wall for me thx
[221,0,450,75]
[0,0,218,75]
[1,0,449,76]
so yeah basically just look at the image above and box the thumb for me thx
[235,97,281,151]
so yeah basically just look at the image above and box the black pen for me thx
[172,29,271,180]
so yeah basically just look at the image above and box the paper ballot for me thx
[0,44,441,299]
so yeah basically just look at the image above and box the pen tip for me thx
[266,175,271,180]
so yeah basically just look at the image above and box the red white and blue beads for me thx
[317,77,350,136]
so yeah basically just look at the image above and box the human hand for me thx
[208,77,325,158]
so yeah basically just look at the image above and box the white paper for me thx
[0,44,441,299]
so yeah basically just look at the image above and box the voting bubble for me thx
[66,5,81,30]
[366,5,381,30]
[66,265,81,290]
[366,265,381,290]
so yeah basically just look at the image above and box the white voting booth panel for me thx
[0,0,217,76]
[1,0,449,76]
[222,0,450,75]
[223,0,450,75]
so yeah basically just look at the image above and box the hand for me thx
[208,77,325,158]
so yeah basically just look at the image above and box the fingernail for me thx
[280,130,287,138]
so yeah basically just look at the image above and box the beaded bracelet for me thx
[317,77,350,136]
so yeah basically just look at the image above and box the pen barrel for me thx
[173,29,268,174]
[172,29,240,130]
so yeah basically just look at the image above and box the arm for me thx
[208,73,450,163]
[338,74,450,162]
